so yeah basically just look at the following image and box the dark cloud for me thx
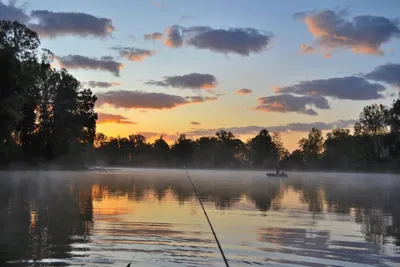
[28,10,114,38]
[144,32,163,40]
[236,88,253,95]
[164,25,273,55]
[364,63,400,87]
[185,26,273,56]
[111,46,156,61]
[190,121,201,126]
[87,81,121,88]
[97,112,136,125]
[185,119,356,137]
[0,1,29,23]
[276,76,386,100]
[295,9,400,56]
[300,44,316,53]
[56,55,123,76]
[146,73,218,90]
[164,25,184,48]
[255,94,330,116]
[96,90,217,110]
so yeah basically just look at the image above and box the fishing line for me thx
[184,167,230,267]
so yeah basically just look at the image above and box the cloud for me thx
[146,73,218,90]
[190,121,201,126]
[87,81,121,88]
[97,112,136,125]
[144,32,163,40]
[28,10,114,38]
[364,63,400,87]
[185,119,356,137]
[236,88,253,95]
[164,25,184,48]
[164,25,273,55]
[0,1,30,23]
[96,90,218,110]
[275,76,386,100]
[111,46,156,61]
[56,55,123,76]
[300,44,316,53]
[255,94,330,116]
[295,9,400,56]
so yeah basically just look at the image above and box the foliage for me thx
[0,20,97,167]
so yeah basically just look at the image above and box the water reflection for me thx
[0,170,399,266]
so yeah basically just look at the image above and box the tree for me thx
[152,137,170,165]
[354,104,389,162]
[247,129,278,168]
[172,134,196,166]
[323,128,354,169]
[299,127,324,164]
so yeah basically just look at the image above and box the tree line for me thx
[2,19,400,171]
[93,98,400,172]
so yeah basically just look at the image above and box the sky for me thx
[2,0,400,151]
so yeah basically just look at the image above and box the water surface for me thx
[1,169,400,266]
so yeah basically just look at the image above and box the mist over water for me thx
[1,169,400,266]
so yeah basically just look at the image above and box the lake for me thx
[0,168,400,266]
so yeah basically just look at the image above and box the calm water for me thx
[1,169,400,266]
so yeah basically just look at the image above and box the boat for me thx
[266,172,288,177]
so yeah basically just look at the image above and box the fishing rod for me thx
[184,167,230,267]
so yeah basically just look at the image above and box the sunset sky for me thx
[2,0,400,151]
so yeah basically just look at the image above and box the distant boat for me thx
[266,172,288,177]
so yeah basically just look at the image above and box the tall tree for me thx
[299,127,324,164]
[247,129,278,168]
[354,104,389,162]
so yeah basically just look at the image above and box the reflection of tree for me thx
[0,173,93,265]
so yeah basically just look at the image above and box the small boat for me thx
[266,172,288,177]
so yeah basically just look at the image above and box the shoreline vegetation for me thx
[2,20,400,173]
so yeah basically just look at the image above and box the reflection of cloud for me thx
[295,9,400,56]
[96,90,218,110]
[255,94,330,116]
[146,73,218,90]
[276,76,386,100]
[56,55,123,76]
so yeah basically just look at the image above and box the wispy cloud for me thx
[144,32,163,40]
[97,112,136,124]
[87,81,121,88]
[300,43,316,53]
[190,121,201,126]
[294,8,400,56]
[111,46,156,61]
[146,73,218,90]
[96,90,218,110]
[56,55,123,76]
[236,88,253,95]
